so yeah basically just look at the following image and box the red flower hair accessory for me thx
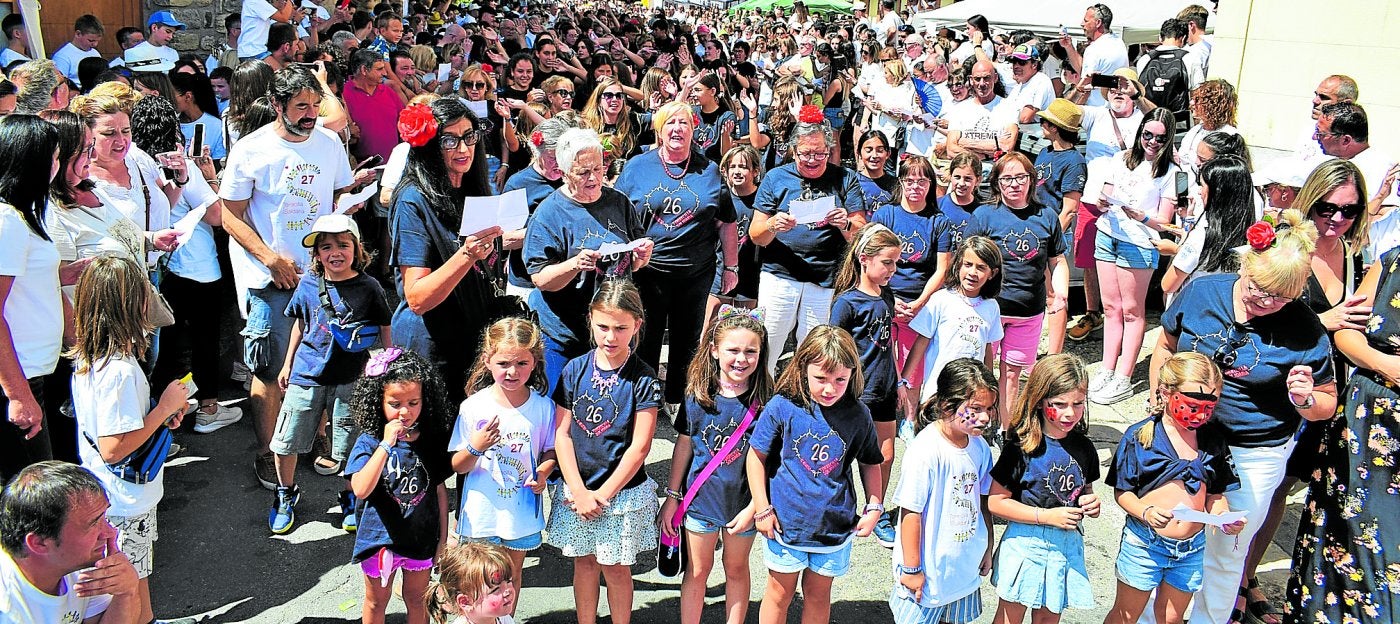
[481,63,493,73]
[1245,221,1276,251]
[398,104,439,148]
[797,104,824,124]
[530,130,544,147]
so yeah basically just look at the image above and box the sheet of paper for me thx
[494,188,529,231]
[466,99,490,120]
[788,195,836,225]
[172,207,206,247]
[436,62,451,83]
[1170,504,1247,526]
[335,182,378,214]
[459,189,530,235]
[595,239,646,257]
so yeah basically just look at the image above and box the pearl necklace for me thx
[660,149,690,180]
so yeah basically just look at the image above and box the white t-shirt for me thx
[181,113,228,161]
[1080,105,1143,162]
[44,202,146,271]
[0,48,30,68]
[948,40,993,67]
[909,289,1002,402]
[0,205,61,379]
[1348,145,1399,206]
[877,12,903,45]
[1080,34,1129,107]
[240,0,281,59]
[51,43,101,85]
[448,389,557,541]
[870,81,917,145]
[72,355,164,517]
[1093,152,1178,247]
[219,124,353,292]
[166,159,223,283]
[125,41,178,69]
[1002,71,1056,119]
[91,149,172,268]
[945,95,1016,152]
[891,424,992,607]
[0,549,110,624]
[380,142,412,198]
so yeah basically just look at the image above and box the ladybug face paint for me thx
[1167,390,1217,430]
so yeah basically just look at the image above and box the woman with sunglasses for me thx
[1087,108,1182,406]
[1148,209,1336,624]
[389,99,502,405]
[581,77,640,176]
[540,75,575,118]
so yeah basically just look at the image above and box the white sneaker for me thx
[1088,369,1113,394]
[1090,375,1134,405]
[193,404,243,433]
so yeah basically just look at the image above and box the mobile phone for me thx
[1090,73,1119,89]
[1060,25,1069,37]
[355,154,384,171]
[189,123,205,158]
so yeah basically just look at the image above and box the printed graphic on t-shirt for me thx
[1188,330,1260,378]
[872,306,893,351]
[577,220,634,278]
[961,112,1000,146]
[1000,227,1041,261]
[1044,457,1087,506]
[953,313,990,355]
[641,180,701,230]
[793,428,847,477]
[700,417,750,465]
[899,228,929,263]
[383,448,430,514]
[736,211,753,248]
[280,162,326,233]
[951,471,980,542]
[472,420,533,498]
[949,220,969,246]
[572,368,624,437]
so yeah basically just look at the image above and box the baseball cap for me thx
[147,11,187,30]
[1010,43,1039,60]
[302,214,363,248]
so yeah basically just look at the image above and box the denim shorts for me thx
[1094,230,1159,270]
[823,107,846,129]
[1115,516,1206,593]
[763,535,853,578]
[458,530,544,552]
[270,382,356,458]
[684,513,757,538]
[241,286,296,378]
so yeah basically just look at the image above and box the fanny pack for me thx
[85,427,172,485]
[320,275,380,353]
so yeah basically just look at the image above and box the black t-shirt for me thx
[992,431,1101,509]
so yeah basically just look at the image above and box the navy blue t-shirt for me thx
[523,188,647,348]
[1107,417,1241,497]
[857,172,898,212]
[284,272,392,386]
[551,353,663,491]
[937,194,980,248]
[990,432,1101,510]
[969,202,1065,318]
[711,190,761,299]
[501,165,564,289]
[675,392,762,526]
[872,203,952,301]
[614,149,735,278]
[1033,146,1088,211]
[749,394,882,547]
[753,163,866,287]
[345,432,452,562]
[694,106,739,163]
[830,288,897,403]
[1161,274,1334,448]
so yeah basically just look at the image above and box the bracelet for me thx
[863,503,883,514]
[377,441,394,454]
[1142,504,1156,522]
[1034,508,1040,525]
[723,265,739,273]
[897,564,923,575]
[467,445,487,457]
[754,505,776,520]
[1290,392,1316,409]
[897,378,912,389]
[664,487,684,501]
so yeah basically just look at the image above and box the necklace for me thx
[660,148,690,180]
[718,378,749,394]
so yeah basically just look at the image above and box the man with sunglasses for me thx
[1314,102,1397,206]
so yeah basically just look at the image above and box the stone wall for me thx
[142,0,235,55]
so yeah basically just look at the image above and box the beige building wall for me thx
[1210,0,1400,154]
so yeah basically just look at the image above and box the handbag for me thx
[319,274,381,352]
[84,426,172,485]
[658,399,760,578]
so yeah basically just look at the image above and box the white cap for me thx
[1252,156,1315,189]
[302,213,362,247]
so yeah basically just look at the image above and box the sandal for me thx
[1227,584,1248,624]
[1244,577,1284,624]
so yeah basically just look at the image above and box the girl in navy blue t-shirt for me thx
[938,153,984,249]
[830,223,903,547]
[747,325,884,624]
[660,307,774,624]
[547,279,662,624]
[987,354,1100,623]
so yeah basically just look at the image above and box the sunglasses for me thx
[1312,200,1364,220]
[552,89,575,98]
[600,91,625,100]
[1212,322,1250,369]
[463,81,488,90]
[1141,130,1168,144]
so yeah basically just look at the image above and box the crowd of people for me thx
[0,0,1395,623]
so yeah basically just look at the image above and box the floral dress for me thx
[1287,248,1400,624]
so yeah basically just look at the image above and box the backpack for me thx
[1140,48,1190,121]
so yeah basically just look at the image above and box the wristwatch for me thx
[1291,393,1316,409]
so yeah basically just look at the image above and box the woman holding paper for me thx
[389,98,502,405]
[614,101,737,407]
[523,128,652,393]
[1146,209,1336,624]
[748,104,866,373]
[1087,108,1182,407]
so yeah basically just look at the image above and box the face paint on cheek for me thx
[1167,393,1216,430]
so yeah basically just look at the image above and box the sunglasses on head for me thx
[1312,200,1364,220]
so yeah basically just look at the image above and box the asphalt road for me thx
[152,319,1299,623]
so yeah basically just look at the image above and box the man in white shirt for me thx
[945,60,1019,159]
[240,0,296,62]
[1061,3,1128,107]
[995,43,1056,123]
[1294,75,1358,163]
[0,15,30,69]
[123,11,183,74]
[0,462,139,624]
[1177,4,1212,73]
[876,0,903,46]
[220,67,367,489]
[50,15,104,88]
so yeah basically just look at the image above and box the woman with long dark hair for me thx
[390,97,501,405]
[224,61,276,145]
[0,114,65,482]
[1162,156,1257,296]
[169,70,227,161]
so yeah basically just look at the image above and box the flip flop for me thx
[1244,577,1284,624]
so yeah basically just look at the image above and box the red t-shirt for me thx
[343,81,405,162]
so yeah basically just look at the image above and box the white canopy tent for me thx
[909,0,1208,46]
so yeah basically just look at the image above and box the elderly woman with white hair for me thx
[501,111,583,298]
[749,104,866,370]
[523,128,653,391]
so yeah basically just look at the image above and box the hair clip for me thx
[1245,220,1276,251]
[365,347,404,377]
[718,304,765,323]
